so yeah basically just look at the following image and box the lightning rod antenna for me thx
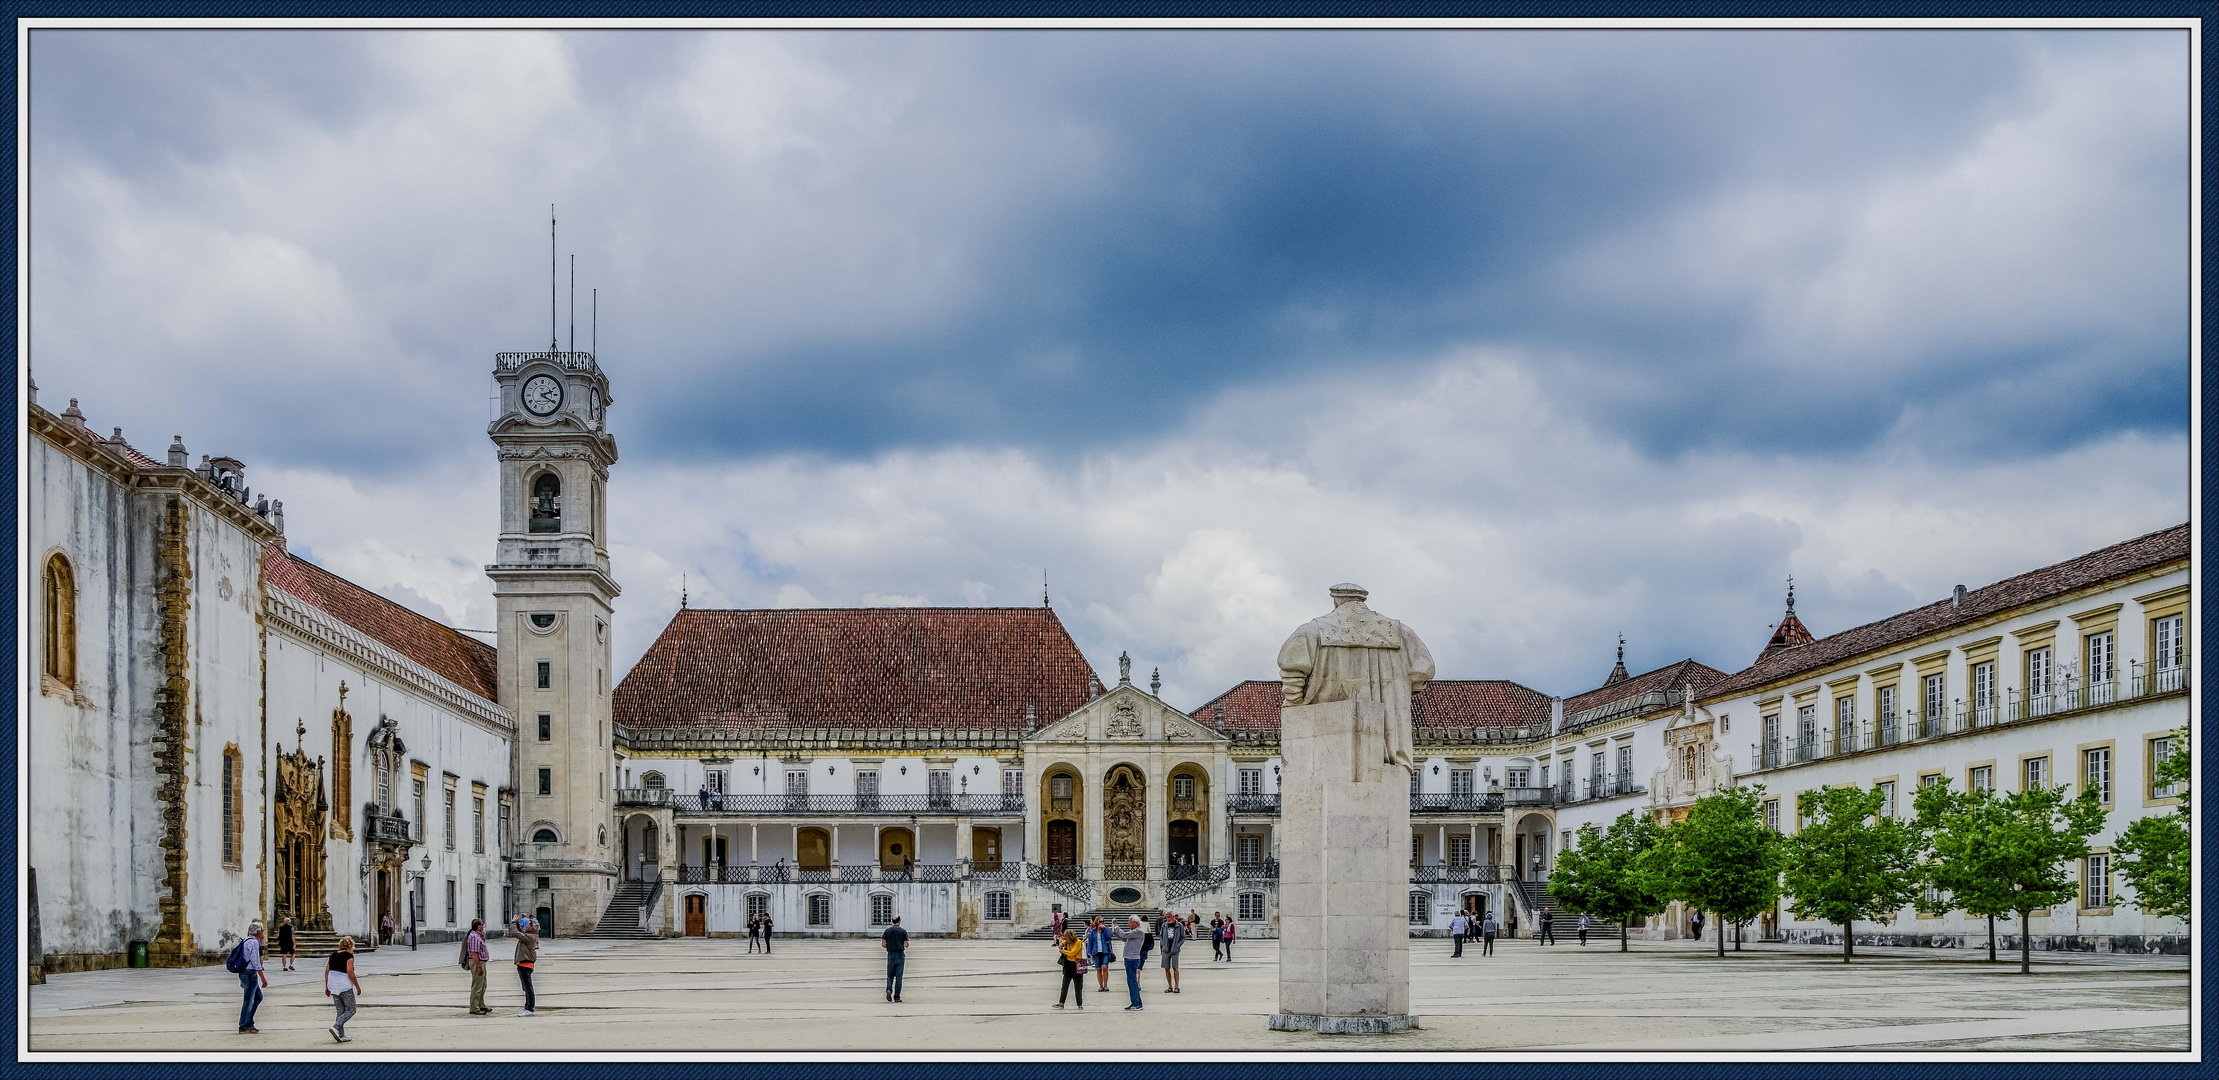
[568,254,576,354]
[592,289,598,357]
[550,205,559,354]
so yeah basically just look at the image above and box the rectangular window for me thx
[928,770,952,807]
[2088,631,2116,685]
[1591,752,1605,783]
[1762,713,1780,765]
[2085,747,2112,804]
[1506,767,1529,788]
[2152,736,2179,798]
[1052,773,1075,799]
[2155,615,2184,669]
[1973,661,1996,710]
[499,804,511,852]
[1876,781,1896,820]
[985,891,1012,921]
[2085,853,2112,909]
[1449,834,1472,866]
[1835,696,1856,753]
[221,749,238,867]
[1924,673,1946,726]
[377,765,391,811]
[1239,892,1266,921]
[1539,764,1550,789]
[1003,769,1023,797]
[444,789,457,849]
[2024,756,2048,791]
[746,893,769,922]
[536,661,551,689]
[538,769,552,796]
[1970,765,1994,793]
[1877,685,1898,745]
[537,714,551,741]
[445,879,457,925]
[871,894,895,926]
[1408,892,1430,925]
[786,770,809,798]
[705,770,725,794]
[2026,646,2053,698]
[808,894,831,927]
[1450,768,1474,796]
[1763,798,1780,833]
[1797,703,1817,754]
[1238,835,1262,865]
[473,797,485,853]
[1238,768,1262,795]
[414,779,427,837]
[476,882,486,922]
[856,769,879,808]
[1174,774,1195,800]
[1410,834,1423,865]
[1410,770,1422,796]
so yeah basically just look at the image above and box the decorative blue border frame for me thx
[0,4,2209,1076]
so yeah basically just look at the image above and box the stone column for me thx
[659,810,679,936]
[955,820,974,873]
[1085,764,1106,873]
[1146,758,1166,881]
[1272,699,1415,1034]
[1208,765,1227,868]
[750,824,759,866]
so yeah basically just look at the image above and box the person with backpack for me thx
[229,922,268,1033]
[511,914,540,1017]
[326,936,362,1042]
[462,918,491,1014]
[1053,928,1085,1009]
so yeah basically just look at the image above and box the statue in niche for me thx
[1103,766,1146,864]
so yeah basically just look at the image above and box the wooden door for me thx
[1046,820,1078,867]
[685,894,706,937]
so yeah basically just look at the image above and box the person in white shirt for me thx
[1449,911,1469,957]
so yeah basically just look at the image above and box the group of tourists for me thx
[1052,909,1234,1011]
[227,913,542,1041]
[1443,905,1608,954]
[746,912,776,952]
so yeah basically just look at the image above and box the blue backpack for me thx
[224,940,248,973]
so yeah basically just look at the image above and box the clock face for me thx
[522,374,564,416]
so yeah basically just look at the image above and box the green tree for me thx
[1781,785,1925,963]
[1550,810,1670,951]
[1912,778,2015,963]
[2114,727,2189,921]
[1655,784,1786,956]
[1980,783,2109,973]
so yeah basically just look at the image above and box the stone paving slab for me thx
[26,936,2189,1054]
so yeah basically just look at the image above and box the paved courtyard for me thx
[27,935,2189,1054]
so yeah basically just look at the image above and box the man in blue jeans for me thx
[881,915,909,1002]
[1117,917,1147,1010]
[237,921,269,1033]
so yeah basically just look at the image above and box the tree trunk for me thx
[1620,916,1629,952]
[1843,920,1854,963]
[1987,914,1996,963]
[1716,911,1725,957]
[1735,919,1742,951]
[2019,910,2031,974]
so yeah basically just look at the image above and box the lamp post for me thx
[404,850,432,950]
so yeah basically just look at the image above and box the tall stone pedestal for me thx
[1269,698,1417,1034]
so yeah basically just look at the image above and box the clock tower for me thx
[489,346,619,937]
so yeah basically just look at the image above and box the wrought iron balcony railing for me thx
[613,792,1026,816]
[1228,794,1281,815]
[1410,793,1506,814]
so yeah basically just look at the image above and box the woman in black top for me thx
[276,918,297,972]
[325,937,361,1043]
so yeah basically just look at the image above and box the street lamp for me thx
[404,850,432,950]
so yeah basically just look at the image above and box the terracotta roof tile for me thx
[1706,523,2191,700]
[612,607,1100,732]
[262,545,501,704]
[1563,659,1728,719]
[1190,678,1555,737]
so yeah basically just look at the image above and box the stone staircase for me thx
[287,929,375,959]
[583,879,661,940]
[1017,909,1165,942]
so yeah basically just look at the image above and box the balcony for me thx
[1409,863,1504,884]
[1171,795,1198,813]
[363,808,413,846]
[614,792,1026,816]
[1410,793,1506,814]
[1236,860,1279,880]
[1501,786,1555,807]
[1229,794,1281,815]
[1558,777,1646,805]
[1749,660,2190,774]
[671,863,965,885]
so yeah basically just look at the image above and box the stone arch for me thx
[41,550,75,687]
[1166,761,1211,870]
[527,469,563,533]
[528,820,564,844]
[796,827,832,871]
[1041,764,1083,869]
[878,826,916,871]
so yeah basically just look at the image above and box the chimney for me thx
[1952,585,1967,608]
[60,399,87,432]
[111,427,125,445]
[167,435,187,468]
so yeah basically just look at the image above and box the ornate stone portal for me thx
[273,721,333,932]
[1103,766,1146,865]
[1270,583,1432,1035]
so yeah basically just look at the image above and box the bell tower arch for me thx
[489,345,619,936]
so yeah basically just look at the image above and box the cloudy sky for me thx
[31,27,2191,706]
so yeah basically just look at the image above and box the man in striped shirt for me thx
[238,922,268,1033]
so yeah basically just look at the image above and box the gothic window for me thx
[221,746,243,868]
[42,554,75,687]
[331,707,354,837]
[528,473,562,533]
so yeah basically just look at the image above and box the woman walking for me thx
[325,936,362,1043]
[276,917,298,972]
[1054,929,1085,1009]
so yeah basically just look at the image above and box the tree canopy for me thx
[2114,726,2189,921]
[1781,784,1924,963]
[1550,810,1670,951]
[1654,784,1785,956]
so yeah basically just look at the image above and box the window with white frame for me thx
[1052,774,1075,800]
[1591,752,1605,788]
[2085,747,2112,804]
[2026,646,2052,699]
[1876,781,1896,819]
[1973,661,1996,712]
[474,797,485,853]
[1238,892,1266,921]
[1449,834,1472,866]
[414,779,427,838]
[1238,768,1262,795]
[856,769,880,803]
[1835,696,1855,751]
[870,894,895,926]
[1238,835,1262,864]
[985,891,1012,921]
[444,788,457,849]
[1408,892,1431,925]
[2084,853,2113,908]
[1506,767,1529,788]
[786,770,808,799]
[1616,745,1633,783]
[2024,756,2048,791]
[1410,835,1423,865]
[705,770,725,794]
[746,893,769,922]
[1924,673,1946,722]
[2088,631,2116,685]
[1450,768,1474,796]
[1797,703,1816,748]
[808,894,832,926]
[445,879,456,925]
[1539,764,1551,789]
[2152,736,2180,798]
[1763,798,1779,832]
[1410,770,1421,796]
[1970,765,1994,793]
[1877,684,1897,722]
[1003,769,1023,797]
[2155,615,2184,670]
[1174,774,1195,800]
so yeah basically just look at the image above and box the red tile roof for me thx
[1190,678,1555,738]
[1706,523,2191,699]
[262,545,501,704]
[1563,658,1728,719]
[612,607,1100,732]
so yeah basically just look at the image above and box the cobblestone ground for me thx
[26,935,2189,1054]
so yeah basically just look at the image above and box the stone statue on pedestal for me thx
[1269,583,1431,1035]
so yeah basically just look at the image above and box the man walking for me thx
[464,918,491,1014]
[1117,917,1147,1011]
[1479,912,1498,957]
[1539,907,1556,945]
[511,914,540,1017]
[1449,910,1467,958]
[1159,912,1185,994]
[1690,910,1705,943]
[236,921,269,1033]
[881,915,909,1002]
[1578,913,1590,946]
[1209,914,1225,961]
